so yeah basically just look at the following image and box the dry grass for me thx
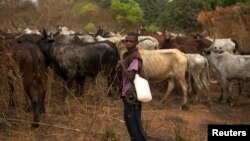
[0,40,25,109]
[1,61,250,141]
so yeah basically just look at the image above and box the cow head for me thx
[94,26,109,37]
[38,29,54,56]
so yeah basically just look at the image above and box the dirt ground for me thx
[0,75,250,141]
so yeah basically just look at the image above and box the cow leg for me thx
[201,71,211,105]
[233,81,242,106]
[191,76,201,104]
[178,78,188,110]
[76,76,85,97]
[227,81,234,103]
[8,82,16,108]
[107,70,117,97]
[160,79,175,103]
[24,84,40,128]
[219,79,226,102]
[63,79,74,102]
[36,77,46,114]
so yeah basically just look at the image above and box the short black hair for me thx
[126,32,138,41]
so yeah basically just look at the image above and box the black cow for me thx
[38,30,119,101]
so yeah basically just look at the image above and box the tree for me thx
[135,0,167,25]
[111,0,144,27]
[159,0,211,33]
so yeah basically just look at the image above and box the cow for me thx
[162,36,212,54]
[141,49,189,108]
[0,29,23,39]
[56,25,75,35]
[203,49,250,105]
[96,35,159,50]
[116,42,188,109]
[4,38,47,128]
[23,28,41,35]
[206,37,239,54]
[95,35,122,44]
[138,26,166,48]
[185,54,211,104]
[137,36,159,50]
[38,29,119,102]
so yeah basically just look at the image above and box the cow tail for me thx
[203,58,211,91]
[204,58,218,85]
[30,48,43,106]
[30,48,40,84]
[30,47,43,126]
[187,60,192,94]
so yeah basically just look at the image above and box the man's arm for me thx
[119,59,141,81]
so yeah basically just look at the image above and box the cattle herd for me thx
[0,25,248,128]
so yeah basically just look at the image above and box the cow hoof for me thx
[230,103,240,108]
[218,97,223,102]
[180,104,189,110]
[39,108,46,113]
[31,123,39,128]
[9,101,16,108]
[190,99,197,105]
[25,107,31,113]
[227,97,233,103]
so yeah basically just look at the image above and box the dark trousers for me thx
[122,98,147,141]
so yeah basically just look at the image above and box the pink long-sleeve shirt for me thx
[121,59,142,96]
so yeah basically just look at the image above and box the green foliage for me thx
[84,22,96,32]
[159,0,211,33]
[135,0,167,25]
[73,2,100,16]
[145,24,160,32]
[111,0,144,27]
[95,0,112,7]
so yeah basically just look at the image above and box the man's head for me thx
[124,32,138,51]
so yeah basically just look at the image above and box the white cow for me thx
[56,25,75,35]
[204,50,250,104]
[185,54,211,103]
[137,36,159,50]
[99,35,159,50]
[117,42,189,108]
[23,28,41,35]
[140,49,188,108]
[206,37,238,54]
[95,35,122,44]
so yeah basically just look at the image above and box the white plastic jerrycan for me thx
[133,74,152,102]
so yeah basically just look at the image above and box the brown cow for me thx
[162,36,212,54]
[138,26,167,48]
[5,39,47,128]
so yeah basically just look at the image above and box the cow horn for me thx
[200,30,207,35]
[0,34,6,39]
[15,33,25,39]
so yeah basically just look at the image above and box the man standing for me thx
[118,32,147,141]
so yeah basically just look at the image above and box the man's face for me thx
[124,35,137,50]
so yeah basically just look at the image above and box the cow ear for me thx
[48,39,54,43]
[206,50,211,54]
[41,28,48,38]
[121,39,125,44]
